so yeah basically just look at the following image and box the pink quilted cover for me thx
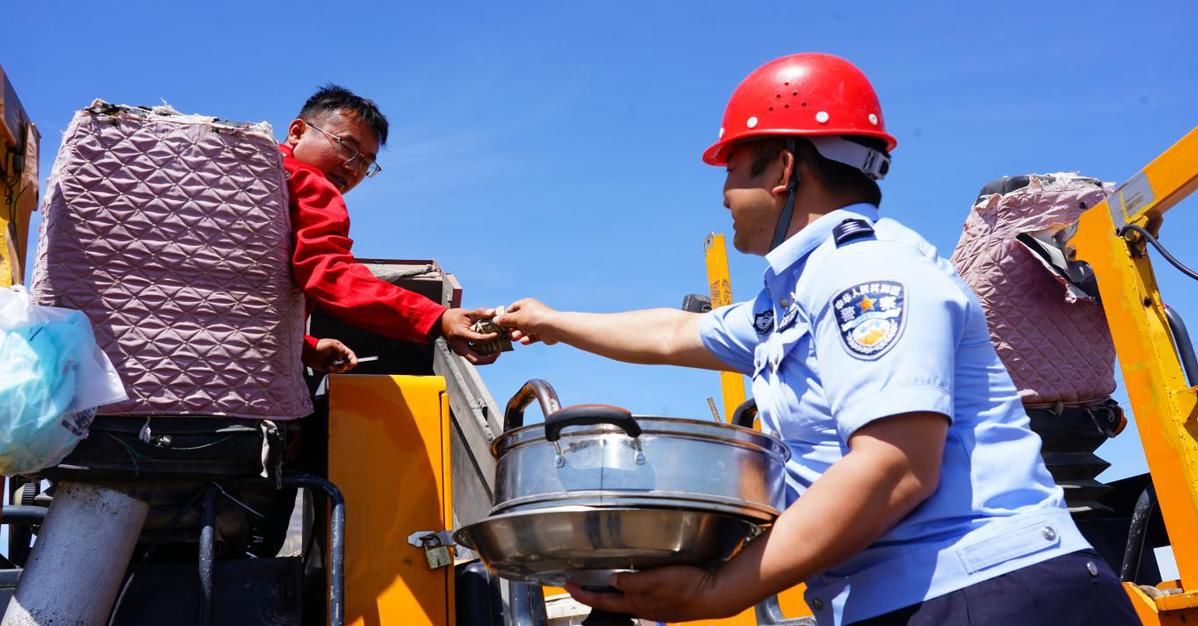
[950,173,1115,405]
[31,101,311,419]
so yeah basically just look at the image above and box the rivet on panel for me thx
[815,111,830,124]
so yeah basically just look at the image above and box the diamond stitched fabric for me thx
[950,173,1115,405]
[31,102,311,419]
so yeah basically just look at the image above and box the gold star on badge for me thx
[859,296,875,312]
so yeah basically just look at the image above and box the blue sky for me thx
[6,0,1196,513]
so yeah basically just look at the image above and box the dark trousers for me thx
[850,550,1140,625]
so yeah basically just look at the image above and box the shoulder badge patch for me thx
[753,309,774,336]
[832,281,905,359]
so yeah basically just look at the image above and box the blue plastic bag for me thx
[0,286,127,474]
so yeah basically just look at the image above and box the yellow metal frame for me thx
[705,233,747,420]
[1067,127,1198,623]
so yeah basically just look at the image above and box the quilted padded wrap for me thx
[31,101,311,419]
[950,173,1115,405]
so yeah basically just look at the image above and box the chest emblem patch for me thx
[753,309,774,336]
[832,281,905,360]
[778,304,800,331]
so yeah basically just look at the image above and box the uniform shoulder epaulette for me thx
[832,218,875,247]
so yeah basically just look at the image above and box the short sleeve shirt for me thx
[699,204,1087,625]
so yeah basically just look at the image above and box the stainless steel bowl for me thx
[453,506,760,587]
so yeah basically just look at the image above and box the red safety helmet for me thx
[702,53,897,176]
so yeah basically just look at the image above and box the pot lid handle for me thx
[731,399,759,428]
[503,379,562,432]
[544,404,641,442]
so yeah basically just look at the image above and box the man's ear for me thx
[285,119,306,147]
[770,149,796,198]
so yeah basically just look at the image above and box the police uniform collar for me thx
[764,203,880,275]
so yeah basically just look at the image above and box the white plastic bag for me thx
[0,286,127,474]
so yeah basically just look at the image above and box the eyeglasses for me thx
[304,121,382,178]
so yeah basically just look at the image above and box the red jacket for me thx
[280,144,447,351]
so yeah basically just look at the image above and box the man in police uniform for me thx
[497,53,1139,625]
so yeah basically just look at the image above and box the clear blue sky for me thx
[6,2,1197,487]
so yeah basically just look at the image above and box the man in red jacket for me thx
[283,85,500,368]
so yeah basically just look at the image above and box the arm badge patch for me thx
[753,309,775,336]
[832,281,905,360]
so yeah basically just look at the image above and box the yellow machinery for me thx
[705,234,748,421]
[0,64,40,287]
[1067,126,1198,624]
[312,271,564,626]
[328,375,458,626]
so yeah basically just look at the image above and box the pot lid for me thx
[492,415,790,460]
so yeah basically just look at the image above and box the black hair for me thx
[748,136,884,206]
[299,84,389,146]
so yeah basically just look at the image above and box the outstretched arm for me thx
[498,298,732,371]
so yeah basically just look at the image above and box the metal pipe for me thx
[1164,304,1198,386]
[0,507,46,525]
[329,493,344,626]
[3,482,39,569]
[500,579,547,626]
[2,482,148,626]
[278,474,345,626]
[1121,484,1157,582]
[198,486,218,626]
[0,506,44,569]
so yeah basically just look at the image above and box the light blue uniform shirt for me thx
[699,204,1089,625]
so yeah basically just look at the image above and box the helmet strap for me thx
[769,138,800,252]
[809,136,890,181]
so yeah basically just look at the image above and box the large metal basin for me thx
[491,381,789,522]
[453,506,759,587]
